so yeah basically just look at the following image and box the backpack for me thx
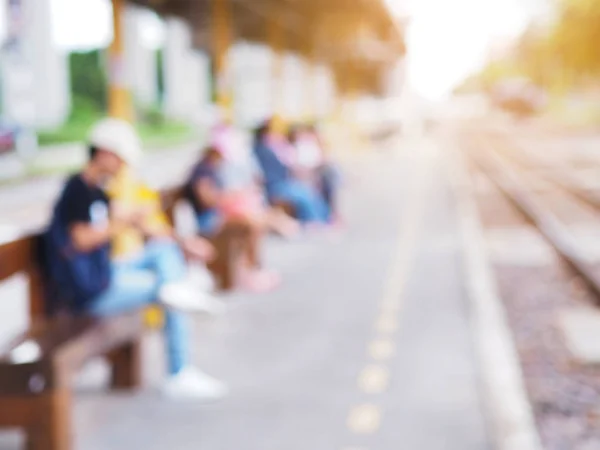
[43,200,111,312]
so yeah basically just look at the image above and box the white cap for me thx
[89,118,142,166]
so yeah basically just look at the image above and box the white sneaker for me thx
[187,264,216,292]
[162,367,228,401]
[158,282,227,315]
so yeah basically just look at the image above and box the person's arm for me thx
[140,211,216,262]
[69,220,124,252]
[193,177,222,209]
[68,199,146,252]
[137,206,174,240]
[180,235,216,262]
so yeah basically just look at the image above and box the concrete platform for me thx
[0,136,490,450]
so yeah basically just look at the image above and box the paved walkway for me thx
[0,135,489,450]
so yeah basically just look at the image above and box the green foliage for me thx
[156,49,165,105]
[69,50,108,112]
[37,96,103,146]
[38,48,194,148]
[139,102,166,127]
[38,97,194,148]
[136,119,194,149]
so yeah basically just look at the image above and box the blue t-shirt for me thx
[59,175,111,231]
[46,174,112,311]
[186,160,223,214]
[252,141,290,189]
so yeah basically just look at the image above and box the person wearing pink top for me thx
[207,121,300,239]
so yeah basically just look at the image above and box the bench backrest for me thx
[160,186,186,224]
[0,234,45,321]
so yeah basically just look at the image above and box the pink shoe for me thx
[238,270,281,293]
[328,215,345,230]
[278,220,302,240]
[305,220,344,235]
[304,222,329,234]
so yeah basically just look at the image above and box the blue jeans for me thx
[267,180,329,223]
[318,164,339,212]
[87,240,190,375]
[196,208,223,237]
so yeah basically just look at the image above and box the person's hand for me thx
[111,203,152,229]
[182,236,216,262]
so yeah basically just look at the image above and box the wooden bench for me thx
[0,185,248,449]
[0,234,145,450]
[161,186,250,291]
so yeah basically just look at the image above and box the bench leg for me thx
[208,235,235,291]
[26,391,71,450]
[108,340,142,390]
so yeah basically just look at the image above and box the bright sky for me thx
[49,0,164,50]
[386,0,547,99]
[51,0,113,49]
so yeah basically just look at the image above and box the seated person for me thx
[210,120,300,238]
[45,118,227,400]
[288,124,341,224]
[185,145,280,293]
[252,119,330,225]
[106,166,219,296]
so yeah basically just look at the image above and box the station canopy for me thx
[130,0,406,94]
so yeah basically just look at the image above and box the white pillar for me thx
[124,5,158,108]
[163,17,210,121]
[188,50,211,124]
[163,17,192,119]
[3,0,70,129]
[230,43,272,126]
[314,64,336,119]
[280,52,305,121]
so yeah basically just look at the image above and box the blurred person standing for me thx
[44,118,227,400]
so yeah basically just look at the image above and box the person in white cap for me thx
[45,118,227,400]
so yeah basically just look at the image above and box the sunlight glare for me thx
[386,0,534,100]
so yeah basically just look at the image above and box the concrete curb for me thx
[447,140,543,450]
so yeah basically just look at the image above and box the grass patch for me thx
[37,98,102,146]
[37,97,197,149]
[38,116,197,149]
[137,120,197,149]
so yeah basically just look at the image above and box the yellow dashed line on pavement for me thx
[358,364,390,394]
[347,404,381,434]
[375,314,398,334]
[344,147,432,447]
[368,339,395,361]
[380,297,401,312]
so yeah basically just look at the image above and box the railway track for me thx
[483,132,600,210]
[463,130,600,449]
[466,132,600,303]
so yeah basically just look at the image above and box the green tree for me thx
[155,48,165,105]
[69,50,107,112]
